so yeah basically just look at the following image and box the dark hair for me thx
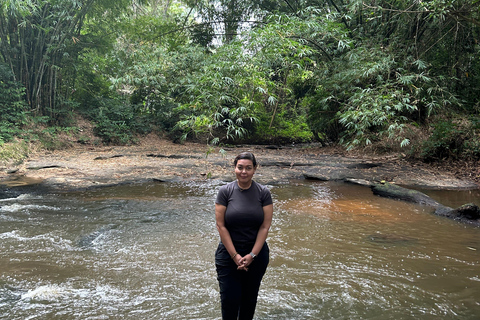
[234,152,257,168]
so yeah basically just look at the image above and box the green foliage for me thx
[0,140,29,166]
[1,0,84,115]
[108,6,354,145]
[308,41,462,150]
[0,0,133,121]
[117,6,191,48]
[253,112,313,143]
[171,10,345,144]
[86,98,152,145]
[111,40,256,143]
[194,0,264,44]
[0,0,479,159]
[172,42,262,143]
[0,64,29,143]
[189,22,215,48]
[420,117,480,161]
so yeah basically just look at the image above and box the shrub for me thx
[420,117,480,162]
[0,140,29,166]
[252,113,313,144]
[87,98,152,145]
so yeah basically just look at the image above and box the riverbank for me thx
[0,135,478,192]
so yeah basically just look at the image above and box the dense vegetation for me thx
[1,0,479,162]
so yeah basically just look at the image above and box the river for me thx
[1,180,479,319]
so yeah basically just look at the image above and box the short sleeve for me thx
[261,187,273,207]
[215,185,229,207]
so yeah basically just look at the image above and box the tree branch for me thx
[282,0,297,15]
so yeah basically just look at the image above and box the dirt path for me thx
[0,137,477,192]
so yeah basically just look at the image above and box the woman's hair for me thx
[234,152,257,168]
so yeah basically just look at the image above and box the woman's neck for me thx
[237,180,253,191]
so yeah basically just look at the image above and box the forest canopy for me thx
[0,0,479,161]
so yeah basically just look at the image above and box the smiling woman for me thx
[214,152,274,320]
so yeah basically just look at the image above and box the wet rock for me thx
[370,182,443,207]
[435,203,480,224]
[0,176,44,188]
[265,145,283,150]
[260,160,294,167]
[433,206,454,217]
[371,182,480,226]
[303,173,330,181]
[453,203,480,220]
[0,188,22,200]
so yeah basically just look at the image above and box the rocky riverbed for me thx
[0,139,477,192]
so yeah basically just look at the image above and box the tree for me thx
[301,1,479,148]
[0,0,131,123]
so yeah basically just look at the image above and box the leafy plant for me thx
[90,98,152,145]
[420,118,480,161]
[0,140,29,166]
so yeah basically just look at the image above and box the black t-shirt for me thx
[216,180,273,247]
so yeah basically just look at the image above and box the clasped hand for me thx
[234,254,253,271]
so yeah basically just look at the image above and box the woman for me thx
[215,152,273,320]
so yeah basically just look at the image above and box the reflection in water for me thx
[0,180,479,319]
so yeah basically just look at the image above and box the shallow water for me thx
[0,181,479,319]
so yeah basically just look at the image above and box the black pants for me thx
[215,242,269,320]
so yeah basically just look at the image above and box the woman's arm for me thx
[243,203,273,266]
[215,203,242,266]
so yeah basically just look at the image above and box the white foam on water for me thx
[21,285,67,301]
[19,283,130,306]
[0,230,36,241]
[0,194,35,202]
[0,203,60,213]
[0,230,74,251]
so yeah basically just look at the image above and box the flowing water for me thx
[0,180,479,319]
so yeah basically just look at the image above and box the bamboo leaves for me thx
[1,0,478,150]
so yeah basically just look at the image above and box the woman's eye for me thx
[237,166,253,171]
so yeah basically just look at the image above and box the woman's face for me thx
[235,159,256,184]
